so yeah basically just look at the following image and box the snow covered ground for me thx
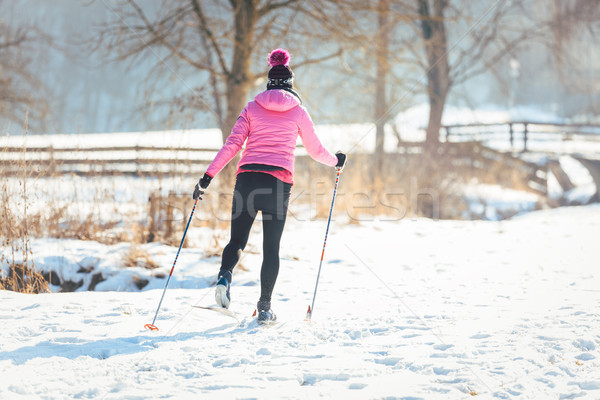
[1,205,599,399]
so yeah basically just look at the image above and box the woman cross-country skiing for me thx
[193,48,347,324]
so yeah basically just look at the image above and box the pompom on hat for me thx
[267,48,294,89]
[268,48,290,67]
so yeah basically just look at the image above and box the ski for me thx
[193,305,240,321]
[195,306,282,326]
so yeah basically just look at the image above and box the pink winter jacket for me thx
[206,90,338,178]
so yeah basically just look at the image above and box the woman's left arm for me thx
[206,107,250,177]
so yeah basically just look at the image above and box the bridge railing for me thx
[443,122,600,152]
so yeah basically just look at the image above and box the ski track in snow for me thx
[1,206,599,399]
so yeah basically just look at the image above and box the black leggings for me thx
[219,172,291,302]
[220,210,287,302]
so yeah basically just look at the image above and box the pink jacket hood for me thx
[254,90,300,112]
[206,89,338,179]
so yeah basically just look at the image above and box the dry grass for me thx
[201,231,249,272]
[0,262,50,293]
[122,245,159,270]
[1,119,49,293]
[293,149,469,221]
[203,231,228,258]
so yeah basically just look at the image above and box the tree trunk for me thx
[425,88,447,148]
[374,0,390,174]
[219,0,258,184]
[417,0,450,149]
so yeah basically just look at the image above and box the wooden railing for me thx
[0,145,218,176]
[443,122,600,152]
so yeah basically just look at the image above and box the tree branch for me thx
[0,36,28,50]
[258,0,299,17]
[119,0,218,73]
[191,0,230,76]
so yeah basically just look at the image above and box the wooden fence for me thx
[0,145,217,176]
[3,124,598,198]
[0,139,555,195]
[443,121,600,152]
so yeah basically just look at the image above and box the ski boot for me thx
[215,270,232,309]
[256,300,277,325]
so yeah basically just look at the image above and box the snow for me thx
[461,183,541,220]
[0,129,224,150]
[1,205,599,399]
[544,156,597,204]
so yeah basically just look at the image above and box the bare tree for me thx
[298,1,542,154]
[0,1,50,129]
[547,0,600,116]
[412,0,544,148]
[94,0,346,183]
[549,0,600,56]
[296,0,415,172]
[416,0,450,148]
[97,0,341,140]
[374,0,391,173]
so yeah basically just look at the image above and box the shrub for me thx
[0,261,49,294]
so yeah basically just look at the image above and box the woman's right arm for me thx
[206,107,250,177]
[298,109,338,167]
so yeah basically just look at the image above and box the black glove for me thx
[335,152,347,170]
[192,184,204,200]
[199,173,212,189]
[193,173,212,200]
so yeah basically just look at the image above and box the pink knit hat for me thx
[267,49,293,89]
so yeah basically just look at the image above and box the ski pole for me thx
[145,198,199,331]
[306,167,342,321]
